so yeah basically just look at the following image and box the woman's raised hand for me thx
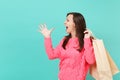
[84,29,94,38]
[38,24,54,38]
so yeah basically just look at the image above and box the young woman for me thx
[39,12,95,80]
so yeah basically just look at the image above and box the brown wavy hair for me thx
[62,12,86,51]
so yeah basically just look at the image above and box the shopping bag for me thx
[90,39,119,80]
[106,50,120,75]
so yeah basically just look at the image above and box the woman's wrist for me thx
[44,35,51,38]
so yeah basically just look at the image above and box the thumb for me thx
[50,27,55,32]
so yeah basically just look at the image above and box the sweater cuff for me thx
[44,37,52,46]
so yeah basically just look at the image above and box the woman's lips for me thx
[66,26,68,29]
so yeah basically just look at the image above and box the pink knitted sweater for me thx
[44,37,95,80]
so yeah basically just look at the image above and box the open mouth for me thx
[66,26,68,29]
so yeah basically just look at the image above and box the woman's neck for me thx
[71,31,77,38]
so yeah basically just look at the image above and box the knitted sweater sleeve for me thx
[84,38,95,64]
[44,38,62,60]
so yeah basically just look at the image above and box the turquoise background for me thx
[0,0,120,80]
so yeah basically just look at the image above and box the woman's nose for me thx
[64,21,66,25]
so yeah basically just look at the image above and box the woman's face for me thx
[64,14,76,34]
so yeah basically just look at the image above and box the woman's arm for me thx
[39,24,61,60]
[44,37,62,60]
[84,38,95,64]
[84,29,95,64]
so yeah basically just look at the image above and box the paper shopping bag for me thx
[106,51,120,75]
[90,39,119,80]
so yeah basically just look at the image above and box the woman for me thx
[39,12,95,80]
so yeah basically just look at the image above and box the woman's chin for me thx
[65,29,70,34]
